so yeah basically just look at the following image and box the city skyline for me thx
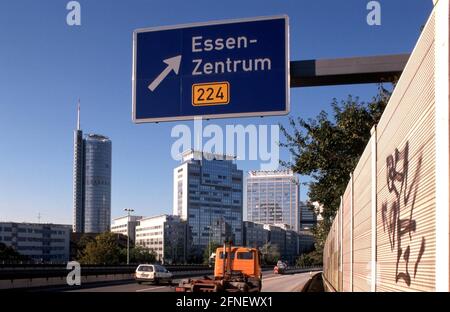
[0,1,433,224]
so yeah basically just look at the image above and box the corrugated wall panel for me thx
[324,3,446,292]
[342,181,352,291]
[337,206,342,291]
[324,235,329,285]
[352,140,372,292]
[332,216,339,289]
[376,9,436,292]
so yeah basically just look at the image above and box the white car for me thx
[135,264,173,285]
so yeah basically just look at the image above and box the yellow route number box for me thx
[192,82,230,106]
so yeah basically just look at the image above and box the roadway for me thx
[67,271,314,292]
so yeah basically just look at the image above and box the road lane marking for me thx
[136,286,167,292]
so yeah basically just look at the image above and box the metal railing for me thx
[0,264,211,280]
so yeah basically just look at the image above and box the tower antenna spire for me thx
[77,99,81,130]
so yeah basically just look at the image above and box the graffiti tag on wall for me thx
[381,142,426,286]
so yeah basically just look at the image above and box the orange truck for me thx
[176,242,262,292]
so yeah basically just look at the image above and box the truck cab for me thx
[213,246,262,292]
[214,246,261,279]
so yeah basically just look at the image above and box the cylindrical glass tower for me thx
[83,134,112,233]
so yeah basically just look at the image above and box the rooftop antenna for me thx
[77,99,81,131]
[37,212,41,224]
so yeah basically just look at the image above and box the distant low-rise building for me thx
[264,224,286,257]
[243,221,315,264]
[243,221,268,248]
[210,217,234,245]
[284,229,299,263]
[111,215,143,244]
[135,215,190,264]
[298,230,315,254]
[0,222,71,263]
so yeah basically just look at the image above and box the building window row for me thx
[136,231,163,237]
[136,225,162,232]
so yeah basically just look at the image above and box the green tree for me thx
[203,242,221,265]
[0,243,30,263]
[310,219,331,257]
[280,86,392,251]
[74,234,95,260]
[125,245,157,264]
[296,250,323,267]
[79,232,122,265]
[260,243,280,265]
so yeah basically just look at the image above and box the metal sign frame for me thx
[132,15,290,123]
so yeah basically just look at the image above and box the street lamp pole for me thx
[124,208,134,265]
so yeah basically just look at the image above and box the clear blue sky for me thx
[0,0,432,224]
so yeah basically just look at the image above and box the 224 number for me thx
[192,82,229,106]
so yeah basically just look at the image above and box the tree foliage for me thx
[296,250,323,267]
[124,245,157,264]
[77,232,158,265]
[0,243,30,263]
[280,85,392,248]
[79,232,123,265]
[260,243,280,265]
[74,234,96,260]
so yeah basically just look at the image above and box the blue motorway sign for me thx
[132,16,289,123]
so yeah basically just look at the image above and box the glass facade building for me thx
[243,221,268,248]
[83,135,112,233]
[246,170,300,232]
[72,106,112,233]
[299,201,317,230]
[173,150,243,255]
[73,123,84,233]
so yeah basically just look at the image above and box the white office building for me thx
[135,215,189,264]
[111,215,143,243]
[0,222,71,263]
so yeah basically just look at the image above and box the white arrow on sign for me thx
[148,55,182,92]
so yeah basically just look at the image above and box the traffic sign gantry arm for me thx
[290,54,410,87]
